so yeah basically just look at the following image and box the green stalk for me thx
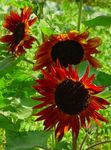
[23,58,34,65]
[86,140,111,150]
[79,127,93,150]
[77,0,83,31]
[51,127,56,150]
[79,133,88,150]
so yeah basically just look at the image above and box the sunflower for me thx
[0,7,37,56]
[33,62,109,140]
[34,31,101,70]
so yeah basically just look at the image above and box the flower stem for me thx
[79,133,88,150]
[72,132,77,150]
[77,0,83,31]
[86,140,111,150]
[23,58,34,65]
[51,127,56,150]
[79,127,92,150]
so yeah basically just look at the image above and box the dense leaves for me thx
[0,0,111,150]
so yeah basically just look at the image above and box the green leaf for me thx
[0,96,5,108]
[41,26,54,36]
[95,71,111,88]
[97,88,111,100]
[6,130,52,150]
[39,20,55,36]
[1,98,33,120]
[83,16,111,27]
[12,105,32,120]
[54,141,71,150]
[0,55,24,78]
[77,61,98,77]
[0,115,19,131]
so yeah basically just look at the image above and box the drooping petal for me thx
[34,31,102,70]
[1,7,37,56]
[0,35,13,43]
[33,62,109,141]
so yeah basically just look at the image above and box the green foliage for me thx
[83,16,111,27]
[0,115,19,131]
[96,71,111,88]
[0,55,24,78]
[6,130,52,150]
[0,0,111,150]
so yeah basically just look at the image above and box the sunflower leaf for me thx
[0,55,24,78]
[83,15,111,27]
[95,71,111,88]
[0,114,19,131]
[39,20,55,36]
[5,130,52,150]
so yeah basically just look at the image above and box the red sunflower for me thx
[33,62,109,140]
[0,7,37,56]
[34,31,101,70]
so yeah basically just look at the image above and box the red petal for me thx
[80,65,90,82]
[87,37,102,48]
[29,17,37,26]
[23,36,36,48]
[88,56,101,68]
[93,96,110,105]
[71,116,80,138]
[84,74,95,85]
[0,35,13,43]
[80,113,86,128]
[21,7,32,21]
[37,105,54,116]
[55,121,70,140]
[41,69,57,84]
[33,101,48,109]
[10,11,21,21]
[88,84,105,93]
[95,112,108,123]
[77,31,89,39]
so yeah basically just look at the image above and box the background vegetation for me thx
[0,0,111,149]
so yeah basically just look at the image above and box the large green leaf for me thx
[83,16,111,27]
[6,130,52,150]
[95,71,111,88]
[77,61,98,77]
[0,55,24,78]
[1,98,33,120]
[0,115,19,131]
[39,20,55,36]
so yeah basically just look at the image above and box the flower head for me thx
[0,7,37,56]
[34,31,101,70]
[33,62,109,140]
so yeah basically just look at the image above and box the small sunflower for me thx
[0,7,37,56]
[33,62,109,140]
[34,31,101,70]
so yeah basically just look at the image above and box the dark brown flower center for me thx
[55,79,90,115]
[13,23,25,44]
[51,40,84,67]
